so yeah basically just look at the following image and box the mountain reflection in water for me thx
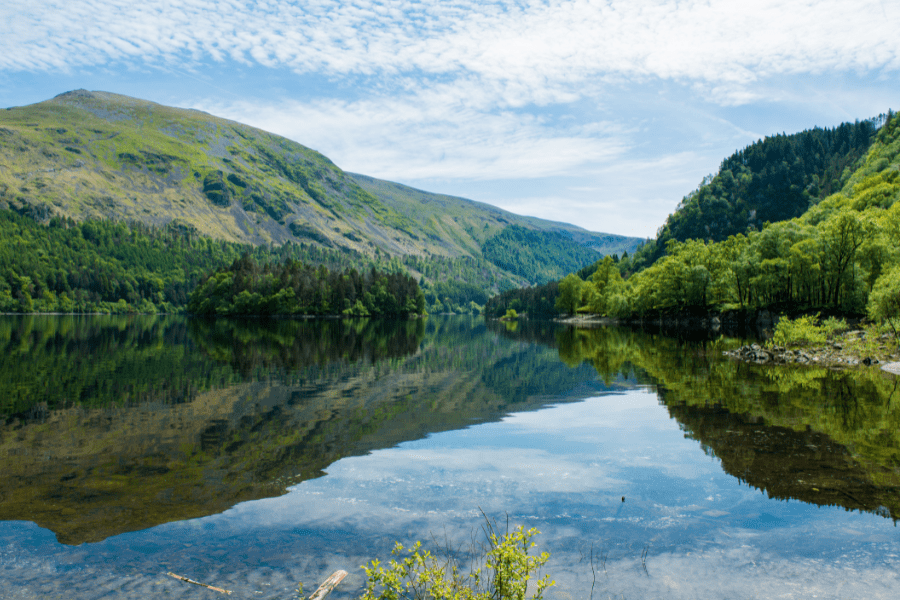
[1,314,899,550]
[0,315,615,545]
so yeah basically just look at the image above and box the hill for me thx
[487,109,900,320]
[0,90,641,311]
[629,117,885,269]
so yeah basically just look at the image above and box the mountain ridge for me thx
[0,89,640,262]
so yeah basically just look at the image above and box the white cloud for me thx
[194,89,630,181]
[4,1,899,107]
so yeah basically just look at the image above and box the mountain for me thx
[0,90,640,297]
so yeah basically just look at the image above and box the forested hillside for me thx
[488,110,900,324]
[0,90,637,314]
[0,211,360,314]
[630,117,883,269]
[481,225,606,284]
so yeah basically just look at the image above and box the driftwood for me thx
[167,571,232,594]
[166,567,346,598]
[308,570,348,600]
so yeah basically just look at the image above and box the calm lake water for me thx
[1,315,899,599]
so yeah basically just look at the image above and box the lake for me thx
[1,315,899,599]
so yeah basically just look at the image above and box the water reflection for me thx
[188,317,427,376]
[0,315,614,545]
[1,315,899,599]
[503,322,900,521]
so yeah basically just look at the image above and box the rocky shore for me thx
[723,329,900,373]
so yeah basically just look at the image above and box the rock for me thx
[882,362,900,375]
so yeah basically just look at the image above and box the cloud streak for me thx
[200,87,629,180]
[5,1,900,103]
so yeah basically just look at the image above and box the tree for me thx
[819,208,871,307]
[555,273,583,315]
[868,264,900,338]
[586,256,625,315]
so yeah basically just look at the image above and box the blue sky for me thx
[3,1,899,238]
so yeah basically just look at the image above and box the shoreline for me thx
[551,311,900,375]
[722,327,900,374]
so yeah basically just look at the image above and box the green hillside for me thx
[630,117,884,269]
[0,90,424,252]
[488,110,900,320]
[0,90,640,312]
[350,173,642,257]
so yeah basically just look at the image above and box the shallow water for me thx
[1,315,899,599]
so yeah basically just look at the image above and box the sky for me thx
[2,1,899,238]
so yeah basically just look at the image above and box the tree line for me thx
[0,208,485,315]
[187,254,426,317]
[0,210,371,314]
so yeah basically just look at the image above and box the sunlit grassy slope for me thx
[0,90,640,278]
[350,173,643,257]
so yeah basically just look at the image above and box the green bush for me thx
[770,314,827,348]
[360,525,553,600]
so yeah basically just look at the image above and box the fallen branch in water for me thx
[167,572,232,595]
[309,570,348,600]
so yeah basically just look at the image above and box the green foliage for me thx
[482,226,601,285]
[403,254,513,314]
[654,118,881,254]
[360,525,553,600]
[502,309,518,320]
[769,314,828,348]
[868,263,900,337]
[484,280,559,319]
[188,255,425,317]
[555,273,584,315]
[509,111,900,321]
[821,316,849,337]
[0,209,373,314]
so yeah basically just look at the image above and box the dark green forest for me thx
[481,225,601,284]
[630,117,884,270]
[0,210,369,314]
[0,208,505,315]
[187,254,425,317]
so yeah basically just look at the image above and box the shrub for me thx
[769,314,827,348]
[360,524,553,600]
